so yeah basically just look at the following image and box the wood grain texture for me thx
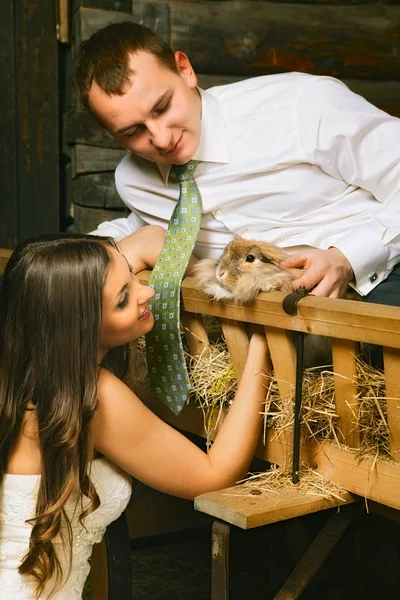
[0,0,17,247]
[194,483,356,529]
[14,0,60,241]
[178,276,400,349]
[76,4,400,80]
[135,0,400,5]
[167,1,400,80]
[72,172,125,208]
[220,319,249,382]
[71,143,127,176]
[383,347,400,462]
[332,339,360,448]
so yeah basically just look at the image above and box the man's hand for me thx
[280,247,354,298]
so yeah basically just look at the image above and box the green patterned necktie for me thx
[145,160,202,415]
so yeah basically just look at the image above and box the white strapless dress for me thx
[0,458,132,599]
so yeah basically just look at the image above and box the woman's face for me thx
[101,248,155,349]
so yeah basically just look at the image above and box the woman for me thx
[0,232,268,599]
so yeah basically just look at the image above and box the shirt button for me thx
[369,273,378,283]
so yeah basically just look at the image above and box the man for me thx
[75,21,400,305]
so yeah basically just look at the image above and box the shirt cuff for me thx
[331,227,388,296]
[89,219,134,240]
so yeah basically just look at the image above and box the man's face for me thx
[88,51,202,165]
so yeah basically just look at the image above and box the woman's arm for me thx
[92,329,268,500]
[118,225,199,275]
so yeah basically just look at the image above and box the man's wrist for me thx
[328,247,354,282]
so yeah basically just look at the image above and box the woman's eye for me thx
[118,291,130,309]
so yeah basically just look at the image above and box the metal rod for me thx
[292,331,304,484]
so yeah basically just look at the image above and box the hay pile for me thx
[236,464,349,504]
[132,323,392,462]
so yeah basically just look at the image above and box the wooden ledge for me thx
[137,270,400,348]
[194,483,357,530]
[0,248,12,276]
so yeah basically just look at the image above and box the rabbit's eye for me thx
[245,255,256,263]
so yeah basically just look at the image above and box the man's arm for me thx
[90,210,147,239]
[118,225,199,274]
[285,77,400,297]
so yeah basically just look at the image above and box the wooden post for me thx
[220,318,249,383]
[332,339,360,449]
[383,347,400,462]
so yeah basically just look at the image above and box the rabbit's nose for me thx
[217,268,226,281]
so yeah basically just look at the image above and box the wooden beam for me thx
[76,4,400,80]
[0,0,17,248]
[14,0,59,241]
[71,144,127,177]
[72,172,125,208]
[166,1,400,80]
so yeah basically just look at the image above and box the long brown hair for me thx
[0,233,129,597]
[75,21,179,110]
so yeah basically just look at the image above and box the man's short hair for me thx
[75,21,179,110]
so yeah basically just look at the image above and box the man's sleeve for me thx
[90,210,147,239]
[297,77,400,295]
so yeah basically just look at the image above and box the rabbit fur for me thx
[193,238,302,304]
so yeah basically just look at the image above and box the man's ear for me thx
[174,51,198,88]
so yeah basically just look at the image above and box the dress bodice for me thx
[0,458,132,599]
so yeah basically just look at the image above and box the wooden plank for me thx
[74,5,170,49]
[72,203,129,233]
[180,311,211,358]
[63,109,123,149]
[383,347,400,462]
[14,0,59,241]
[73,0,132,11]
[264,327,296,399]
[74,8,136,49]
[344,80,400,118]
[90,538,109,600]
[72,172,125,208]
[0,0,18,248]
[194,483,356,529]
[58,0,70,44]
[137,0,400,5]
[71,144,127,176]
[220,319,249,383]
[332,339,360,448]
[177,275,400,349]
[166,1,400,80]
[0,249,13,276]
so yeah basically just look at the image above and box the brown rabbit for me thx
[193,238,302,304]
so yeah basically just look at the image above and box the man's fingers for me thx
[280,254,307,268]
[291,273,319,292]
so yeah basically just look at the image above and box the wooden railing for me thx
[138,271,400,511]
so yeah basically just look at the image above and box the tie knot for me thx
[173,160,198,183]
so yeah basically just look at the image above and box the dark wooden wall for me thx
[0,0,59,249]
[62,0,400,233]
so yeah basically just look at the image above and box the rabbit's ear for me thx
[256,241,286,265]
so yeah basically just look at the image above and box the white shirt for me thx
[92,73,400,296]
